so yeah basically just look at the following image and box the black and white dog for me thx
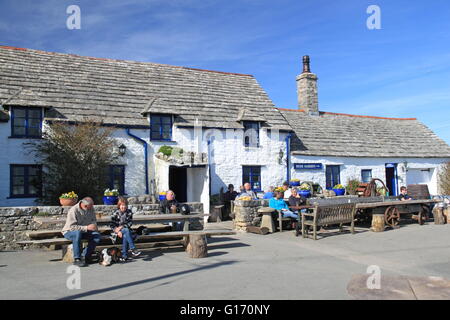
[99,247,122,266]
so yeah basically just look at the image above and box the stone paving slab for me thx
[347,274,450,300]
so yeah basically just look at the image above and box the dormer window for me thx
[150,114,172,141]
[243,121,260,147]
[11,107,42,138]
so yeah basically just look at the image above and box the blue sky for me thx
[1,0,449,143]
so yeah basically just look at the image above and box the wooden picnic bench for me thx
[299,203,357,240]
[17,213,236,259]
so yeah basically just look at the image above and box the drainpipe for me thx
[207,139,212,196]
[285,133,292,183]
[125,128,149,195]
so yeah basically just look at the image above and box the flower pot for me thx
[103,196,118,205]
[333,188,345,196]
[299,190,311,198]
[290,181,300,187]
[59,198,78,206]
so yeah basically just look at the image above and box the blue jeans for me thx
[119,228,136,258]
[281,210,298,219]
[63,230,101,259]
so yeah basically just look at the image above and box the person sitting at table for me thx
[159,190,184,231]
[282,181,292,200]
[223,184,238,220]
[110,197,141,262]
[398,186,413,201]
[263,186,275,199]
[236,182,258,200]
[269,190,298,220]
[288,188,307,210]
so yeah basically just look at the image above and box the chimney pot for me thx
[302,55,311,73]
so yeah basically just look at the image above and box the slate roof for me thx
[279,108,450,158]
[0,46,291,130]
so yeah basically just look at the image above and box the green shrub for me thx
[158,145,173,157]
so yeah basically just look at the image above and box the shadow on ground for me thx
[58,260,239,300]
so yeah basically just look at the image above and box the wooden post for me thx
[62,244,74,263]
[432,206,446,225]
[186,234,208,258]
[371,214,385,232]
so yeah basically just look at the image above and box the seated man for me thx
[159,190,184,231]
[398,186,412,201]
[62,197,101,267]
[236,182,258,200]
[269,191,299,220]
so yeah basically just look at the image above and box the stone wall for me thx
[233,199,269,231]
[0,202,203,251]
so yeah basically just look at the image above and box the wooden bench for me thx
[17,213,236,260]
[300,203,357,240]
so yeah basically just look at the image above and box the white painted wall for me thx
[170,126,289,195]
[290,155,449,195]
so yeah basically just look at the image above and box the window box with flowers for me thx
[59,191,78,206]
[103,189,119,205]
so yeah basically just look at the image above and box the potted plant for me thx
[332,184,346,196]
[103,188,119,205]
[346,179,361,196]
[159,191,167,201]
[298,183,311,198]
[290,178,300,187]
[59,191,78,206]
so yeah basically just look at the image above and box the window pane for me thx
[28,109,41,119]
[13,108,26,118]
[13,176,25,186]
[28,166,40,176]
[12,166,25,176]
[13,186,24,195]
[162,131,171,140]
[28,184,38,195]
[28,118,41,128]
[362,170,372,183]
[152,124,161,133]
[161,116,171,124]
[28,127,41,137]
[151,116,161,124]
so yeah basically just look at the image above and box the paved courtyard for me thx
[1,221,450,300]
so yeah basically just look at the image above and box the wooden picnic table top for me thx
[355,199,439,209]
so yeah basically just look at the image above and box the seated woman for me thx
[110,197,141,262]
[269,191,298,219]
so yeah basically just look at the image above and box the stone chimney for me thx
[296,55,319,115]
